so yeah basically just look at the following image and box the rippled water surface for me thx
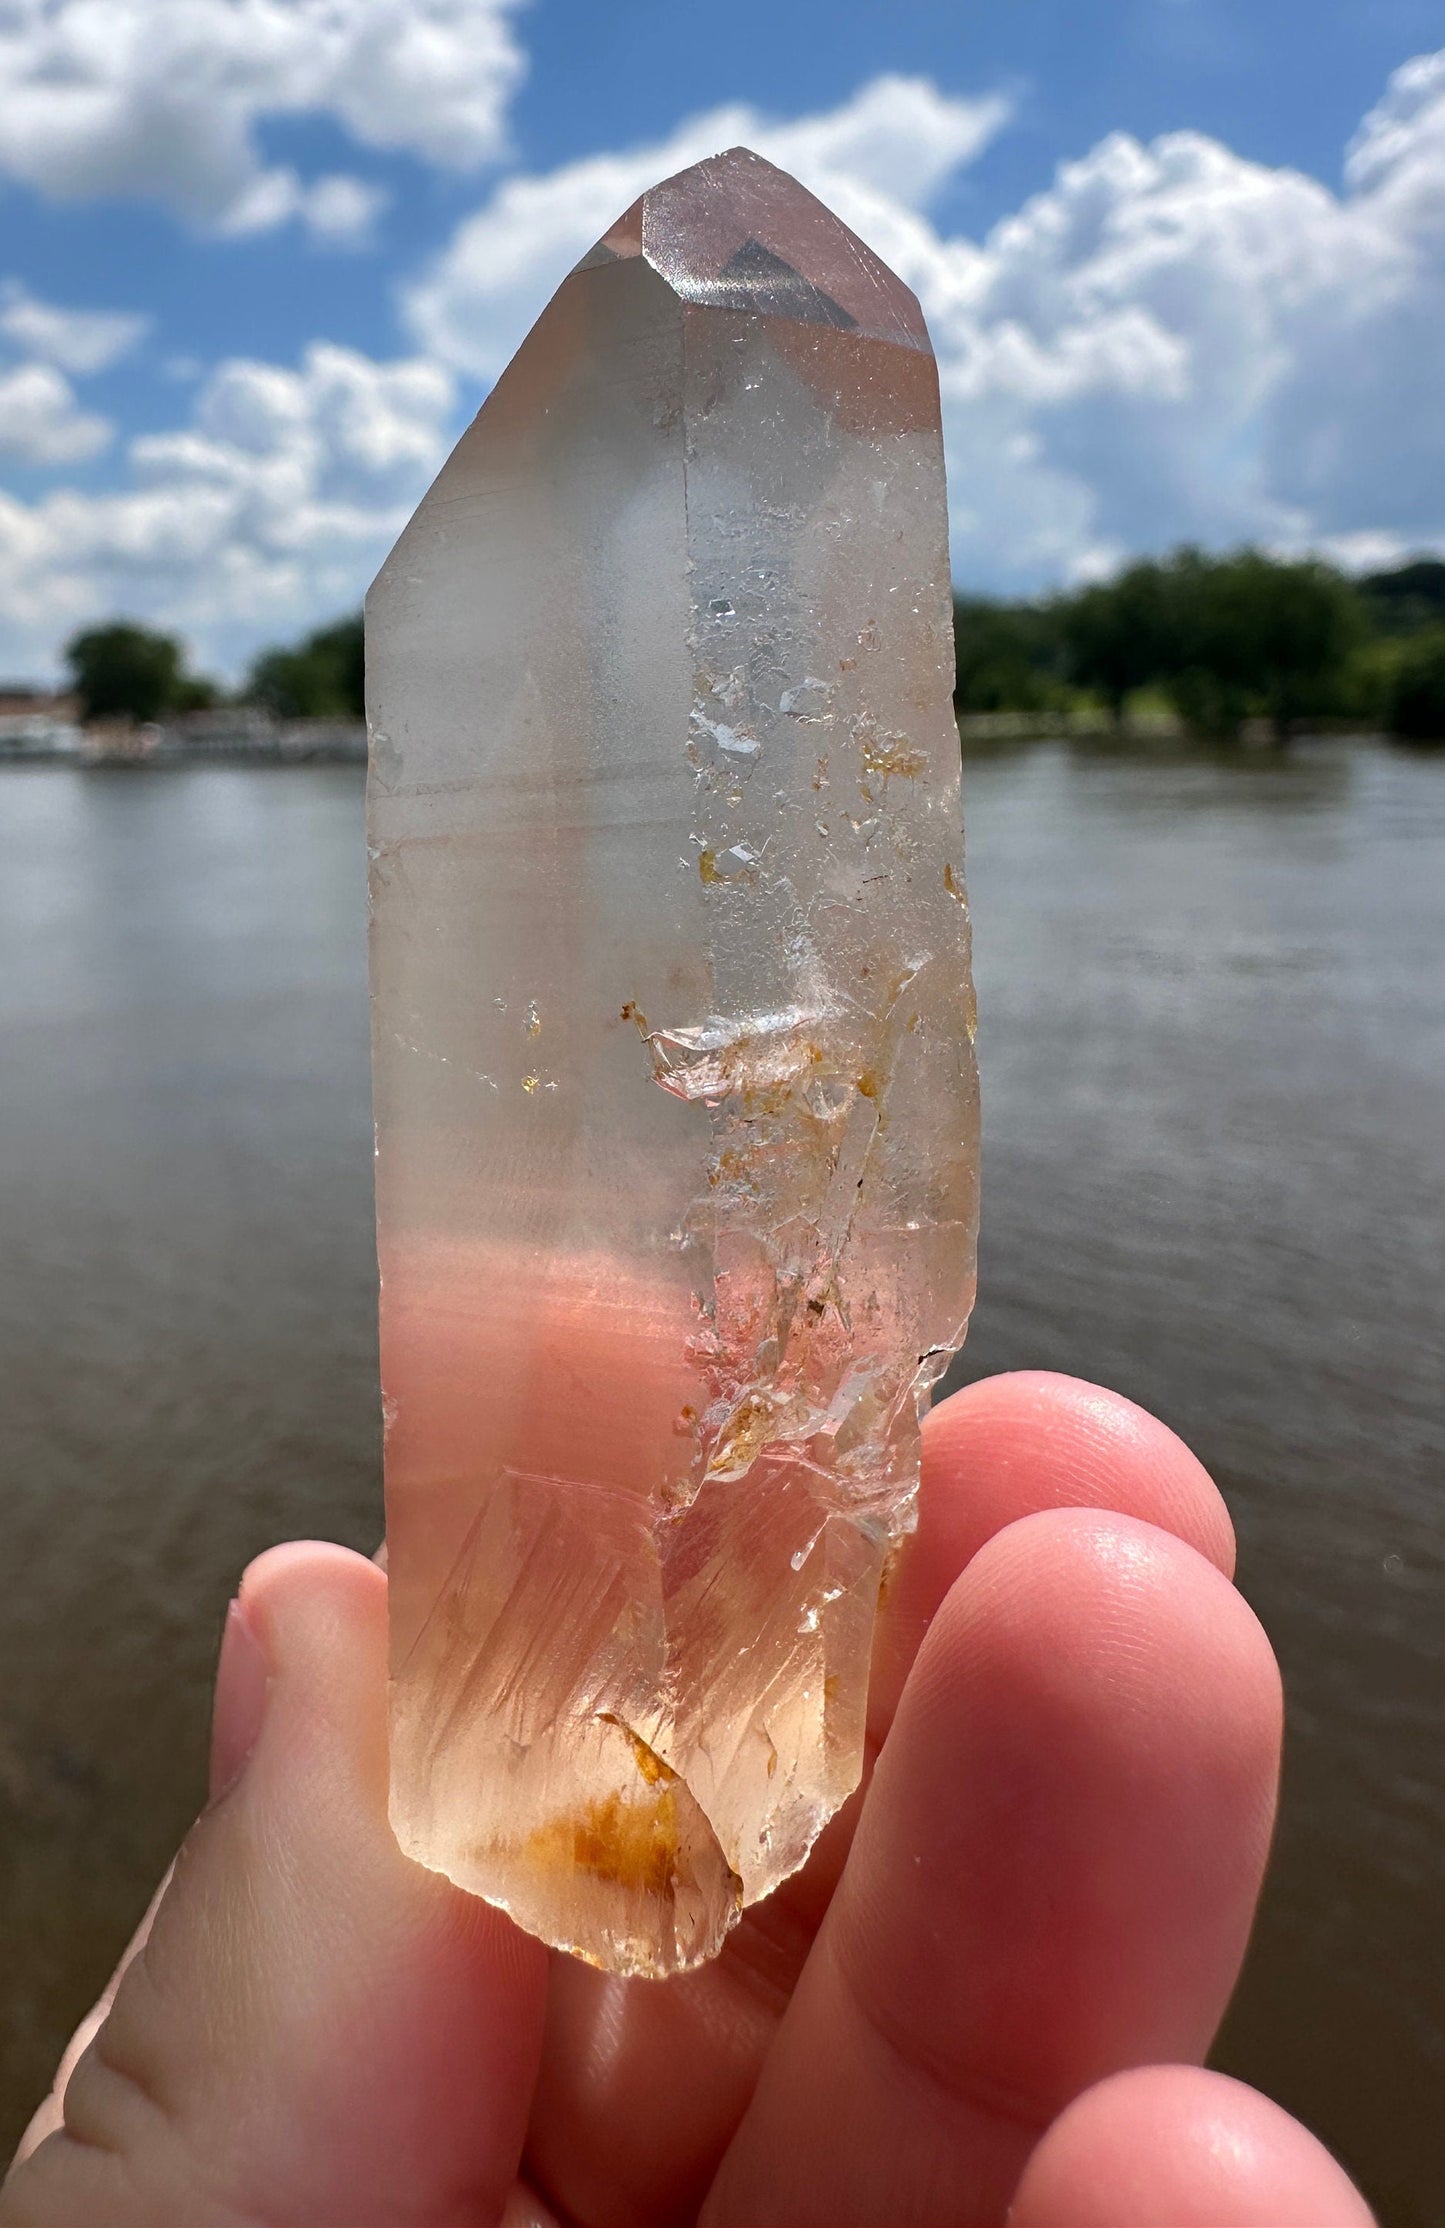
[1,747,1441,2222]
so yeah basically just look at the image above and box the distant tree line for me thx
[954,550,1445,742]
[63,614,366,725]
[246,615,365,720]
[58,554,1445,741]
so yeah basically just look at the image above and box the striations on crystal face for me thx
[366,146,980,1978]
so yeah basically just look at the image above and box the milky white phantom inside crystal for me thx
[366,147,979,1977]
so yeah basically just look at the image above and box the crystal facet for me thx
[366,147,979,1977]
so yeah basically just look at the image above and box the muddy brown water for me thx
[1,744,1441,2223]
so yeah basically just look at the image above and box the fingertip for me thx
[872,1375,1237,1741]
[920,1509,1283,1867]
[957,1515,1273,1702]
[237,1537,386,1644]
[1010,2065,1376,2226]
[928,1373,1236,1577]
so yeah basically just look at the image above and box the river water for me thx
[0,744,1440,2222]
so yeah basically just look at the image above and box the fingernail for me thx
[209,1595,269,1801]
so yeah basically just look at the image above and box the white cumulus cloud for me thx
[0,282,149,372]
[924,48,1445,584]
[218,166,391,245]
[0,0,526,237]
[0,282,134,464]
[0,364,112,465]
[0,341,455,673]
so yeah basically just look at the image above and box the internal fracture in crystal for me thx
[367,146,979,1977]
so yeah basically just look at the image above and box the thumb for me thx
[3,1543,548,2228]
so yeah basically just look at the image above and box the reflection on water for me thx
[1,745,1442,2222]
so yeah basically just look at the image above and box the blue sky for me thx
[1,0,1443,679]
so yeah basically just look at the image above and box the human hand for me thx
[3,1373,1374,2227]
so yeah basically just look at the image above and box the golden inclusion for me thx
[366,148,979,1977]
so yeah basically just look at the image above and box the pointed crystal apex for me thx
[638,145,932,351]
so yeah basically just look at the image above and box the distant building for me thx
[167,708,279,756]
[161,709,367,762]
[0,695,367,766]
[80,720,160,765]
[0,686,79,720]
[0,686,83,758]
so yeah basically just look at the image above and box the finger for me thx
[702,1510,1282,2228]
[3,1543,548,2228]
[526,1379,1238,2228]
[869,1369,1235,1738]
[1010,2065,1376,2226]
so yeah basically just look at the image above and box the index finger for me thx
[870,1369,1236,1740]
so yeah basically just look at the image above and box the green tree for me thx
[953,597,1067,712]
[64,621,215,724]
[1358,559,1445,637]
[1384,629,1445,741]
[1058,560,1173,722]
[1174,551,1361,741]
[1057,549,1362,741]
[247,615,364,718]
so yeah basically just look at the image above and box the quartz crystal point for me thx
[367,147,979,1978]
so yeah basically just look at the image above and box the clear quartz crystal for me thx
[367,147,979,1978]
